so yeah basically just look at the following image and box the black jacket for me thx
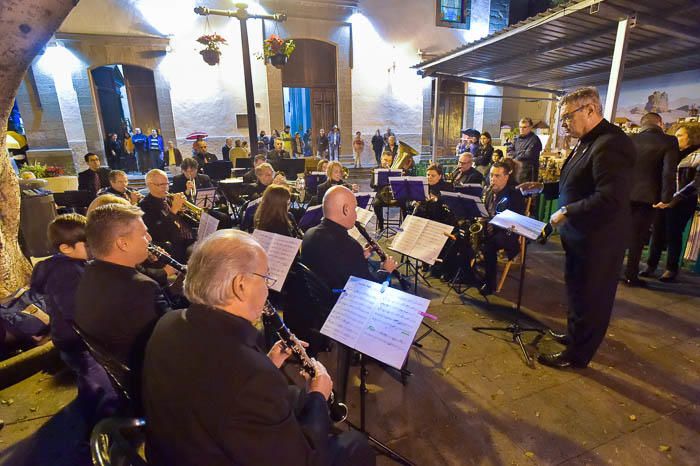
[371,134,384,153]
[31,254,86,352]
[316,179,351,202]
[142,305,331,466]
[267,150,291,171]
[301,218,389,290]
[193,151,218,170]
[474,144,494,167]
[483,183,525,217]
[171,173,213,195]
[78,167,110,196]
[139,194,192,262]
[97,186,130,201]
[510,132,542,166]
[450,166,484,186]
[558,119,634,247]
[673,145,700,204]
[75,260,168,383]
[629,125,681,204]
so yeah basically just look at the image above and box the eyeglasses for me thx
[249,272,277,289]
[561,105,587,122]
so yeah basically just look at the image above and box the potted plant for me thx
[196,33,227,66]
[257,34,296,68]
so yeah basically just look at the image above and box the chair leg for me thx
[496,261,513,293]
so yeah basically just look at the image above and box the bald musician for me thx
[142,230,374,466]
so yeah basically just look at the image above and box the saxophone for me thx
[262,301,348,423]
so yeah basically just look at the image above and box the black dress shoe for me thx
[537,352,586,369]
[659,270,678,282]
[622,277,647,287]
[638,265,656,278]
[546,329,571,345]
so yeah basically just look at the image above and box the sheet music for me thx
[489,209,546,241]
[320,276,430,370]
[373,169,402,186]
[440,191,489,217]
[251,230,302,292]
[348,207,375,243]
[388,176,429,201]
[389,215,452,265]
[197,212,220,242]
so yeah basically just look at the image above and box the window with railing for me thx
[437,0,471,29]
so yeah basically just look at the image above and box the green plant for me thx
[196,33,227,53]
[256,34,296,60]
[19,162,47,179]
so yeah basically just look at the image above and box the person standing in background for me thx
[147,129,164,171]
[317,128,329,159]
[131,128,149,174]
[281,125,293,154]
[221,137,234,161]
[328,125,341,161]
[164,140,183,172]
[371,129,384,167]
[352,131,365,168]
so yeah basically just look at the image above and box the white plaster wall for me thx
[351,0,491,147]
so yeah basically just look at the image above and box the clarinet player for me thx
[141,229,374,466]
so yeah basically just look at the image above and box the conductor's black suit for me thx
[558,119,635,366]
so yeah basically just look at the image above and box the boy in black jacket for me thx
[31,214,117,422]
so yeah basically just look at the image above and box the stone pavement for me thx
[1,236,698,465]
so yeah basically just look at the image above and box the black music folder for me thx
[389,176,428,202]
[374,169,403,187]
[454,183,483,198]
[440,191,488,218]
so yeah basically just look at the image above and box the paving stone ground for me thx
[1,203,698,465]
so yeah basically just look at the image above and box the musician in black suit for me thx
[449,152,484,186]
[479,162,525,296]
[193,140,218,170]
[75,204,170,403]
[412,164,454,225]
[78,153,110,197]
[98,170,142,204]
[140,169,194,263]
[171,158,213,199]
[622,112,680,286]
[542,87,634,369]
[142,230,374,466]
[267,138,291,171]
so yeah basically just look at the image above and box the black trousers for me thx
[561,234,625,366]
[483,230,519,291]
[624,202,654,279]
[647,199,696,272]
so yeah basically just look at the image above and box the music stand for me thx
[297,204,323,232]
[195,187,216,209]
[278,158,306,179]
[472,191,549,367]
[453,183,483,198]
[234,158,253,169]
[203,160,232,181]
[373,170,403,238]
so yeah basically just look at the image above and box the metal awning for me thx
[413,0,700,92]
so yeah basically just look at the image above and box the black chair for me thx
[53,190,94,213]
[91,417,148,466]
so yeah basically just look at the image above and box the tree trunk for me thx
[0,0,76,297]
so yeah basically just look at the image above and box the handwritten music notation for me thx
[389,215,453,265]
[320,276,430,370]
[251,230,302,292]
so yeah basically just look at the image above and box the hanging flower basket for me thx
[256,34,295,68]
[196,33,227,66]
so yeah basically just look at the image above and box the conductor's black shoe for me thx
[638,265,656,278]
[622,277,647,287]
[659,270,678,282]
[547,330,571,345]
[537,352,585,369]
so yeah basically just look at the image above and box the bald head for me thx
[322,185,357,230]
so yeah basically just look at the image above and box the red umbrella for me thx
[185,131,208,141]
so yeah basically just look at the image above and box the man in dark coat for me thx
[77,152,110,198]
[171,158,213,199]
[142,230,374,466]
[267,138,291,171]
[508,117,542,183]
[622,112,680,286]
[541,87,635,369]
[193,140,218,170]
[449,152,485,186]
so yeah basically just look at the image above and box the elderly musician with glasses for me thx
[540,87,635,370]
[141,230,375,466]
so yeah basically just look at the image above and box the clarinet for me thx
[262,301,348,423]
[354,222,407,288]
[147,243,187,274]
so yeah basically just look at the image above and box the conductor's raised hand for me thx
[304,359,333,400]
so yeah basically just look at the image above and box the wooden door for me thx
[311,88,337,152]
[437,80,464,157]
[123,65,161,133]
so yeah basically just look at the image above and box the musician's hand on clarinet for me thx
[304,359,333,401]
[170,193,186,214]
[363,244,372,259]
[382,255,399,273]
[267,339,307,368]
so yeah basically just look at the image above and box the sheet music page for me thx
[197,212,220,242]
[251,229,302,292]
[320,276,430,369]
[389,215,452,264]
[348,207,375,244]
[489,209,546,241]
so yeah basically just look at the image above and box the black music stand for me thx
[453,183,484,198]
[203,160,232,181]
[472,200,549,367]
[374,170,404,238]
[278,158,305,179]
[234,157,253,169]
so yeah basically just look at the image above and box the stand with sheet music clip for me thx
[321,276,431,466]
[439,192,490,301]
[373,169,405,238]
[472,197,553,367]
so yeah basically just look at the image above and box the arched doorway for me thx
[281,40,337,153]
[91,64,161,139]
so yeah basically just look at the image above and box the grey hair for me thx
[560,87,603,115]
[184,230,265,307]
[145,169,167,183]
[519,117,533,126]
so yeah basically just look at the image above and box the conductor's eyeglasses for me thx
[249,272,277,288]
[561,105,587,122]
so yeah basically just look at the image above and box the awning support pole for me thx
[604,17,633,121]
[432,76,441,163]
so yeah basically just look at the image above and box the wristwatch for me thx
[559,206,568,216]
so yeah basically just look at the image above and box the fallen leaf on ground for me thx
[629,414,637,421]
[658,445,671,452]
[524,451,535,458]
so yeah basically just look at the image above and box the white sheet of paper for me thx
[389,215,452,265]
[320,276,430,370]
[348,207,374,244]
[197,212,219,242]
[251,230,302,292]
[489,209,546,241]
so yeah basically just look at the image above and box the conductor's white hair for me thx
[184,230,265,307]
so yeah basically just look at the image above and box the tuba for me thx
[391,141,418,172]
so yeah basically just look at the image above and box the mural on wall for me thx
[609,69,700,126]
